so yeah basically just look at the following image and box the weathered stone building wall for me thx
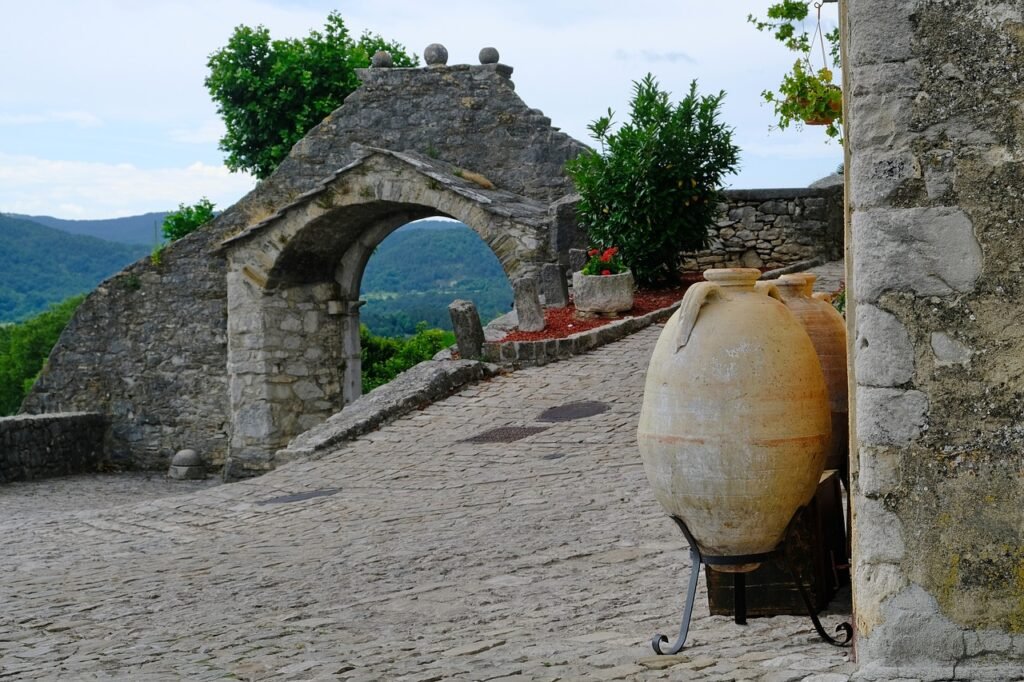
[0,413,107,483]
[847,1,1024,678]
[682,187,844,271]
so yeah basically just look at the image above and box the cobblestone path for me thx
[0,325,854,681]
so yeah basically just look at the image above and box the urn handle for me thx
[812,292,833,304]
[674,282,719,351]
[754,280,784,302]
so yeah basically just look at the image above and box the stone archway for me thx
[219,148,550,471]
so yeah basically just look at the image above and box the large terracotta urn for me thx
[637,268,831,570]
[775,273,849,481]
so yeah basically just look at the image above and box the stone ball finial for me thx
[371,50,393,68]
[424,43,448,66]
[169,448,205,480]
[172,449,201,467]
[479,47,500,64]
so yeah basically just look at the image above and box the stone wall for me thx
[21,228,230,471]
[20,61,588,474]
[0,413,107,483]
[847,1,1024,678]
[681,187,843,271]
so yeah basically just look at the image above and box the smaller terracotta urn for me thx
[774,273,849,482]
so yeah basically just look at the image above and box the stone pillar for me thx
[338,300,365,405]
[540,263,569,308]
[513,277,545,332]
[448,299,485,359]
[846,1,1022,678]
[225,265,346,479]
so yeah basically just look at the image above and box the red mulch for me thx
[499,284,691,343]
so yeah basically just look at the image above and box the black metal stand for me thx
[651,514,853,655]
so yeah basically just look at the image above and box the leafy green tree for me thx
[161,197,216,242]
[360,323,455,394]
[0,296,83,415]
[565,74,740,286]
[206,12,418,178]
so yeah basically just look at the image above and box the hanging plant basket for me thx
[801,85,842,125]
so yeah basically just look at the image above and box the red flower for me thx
[588,248,599,257]
[602,269,611,275]
[600,252,612,263]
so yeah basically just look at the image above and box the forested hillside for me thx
[10,212,168,245]
[0,215,149,322]
[360,221,512,336]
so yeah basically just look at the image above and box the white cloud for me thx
[0,154,256,219]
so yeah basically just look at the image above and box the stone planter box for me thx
[572,270,635,314]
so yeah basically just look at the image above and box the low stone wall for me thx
[482,300,681,369]
[0,413,108,483]
[682,186,843,271]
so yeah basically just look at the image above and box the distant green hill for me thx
[0,214,149,322]
[360,221,512,336]
[9,212,168,245]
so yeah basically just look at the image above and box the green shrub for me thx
[0,295,84,415]
[360,323,455,394]
[162,197,216,242]
[565,74,740,286]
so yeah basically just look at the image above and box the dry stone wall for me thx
[21,228,230,470]
[847,1,1024,678]
[682,187,843,271]
[0,413,107,483]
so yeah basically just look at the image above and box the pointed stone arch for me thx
[218,148,549,471]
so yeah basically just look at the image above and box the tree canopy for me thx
[206,12,418,179]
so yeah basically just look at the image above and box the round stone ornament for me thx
[424,43,448,66]
[479,47,499,64]
[371,50,393,68]
[171,448,201,467]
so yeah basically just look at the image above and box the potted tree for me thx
[565,74,740,288]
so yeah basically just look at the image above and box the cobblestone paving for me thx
[0,325,854,681]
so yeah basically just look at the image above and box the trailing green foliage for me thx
[0,214,147,322]
[749,1,843,141]
[0,296,83,415]
[565,74,740,286]
[360,323,455,394]
[359,223,512,336]
[161,197,216,242]
[206,12,417,178]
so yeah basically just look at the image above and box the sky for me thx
[0,0,843,220]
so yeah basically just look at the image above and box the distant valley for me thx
[0,213,512,334]
[0,214,149,322]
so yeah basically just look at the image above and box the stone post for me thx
[540,263,569,308]
[513,277,545,332]
[568,248,588,274]
[448,299,485,359]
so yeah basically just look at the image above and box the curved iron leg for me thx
[652,547,702,655]
[782,544,853,647]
